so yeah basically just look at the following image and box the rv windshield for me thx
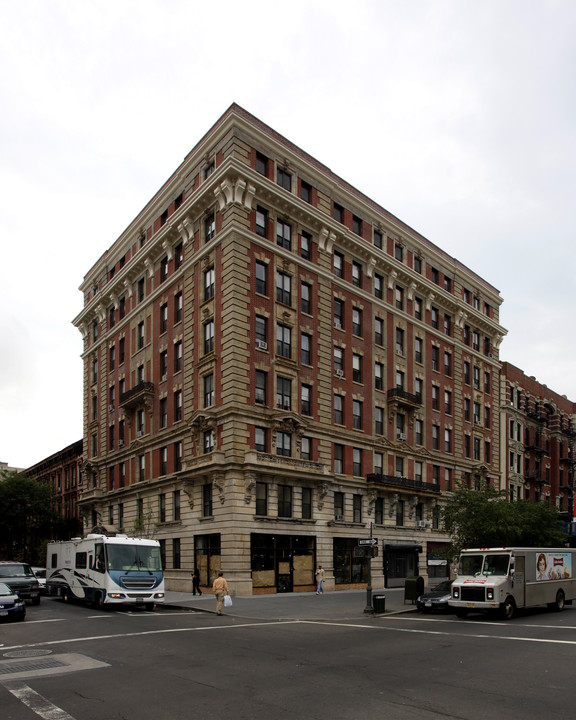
[106,545,162,572]
[458,554,484,576]
[483,554,510,576]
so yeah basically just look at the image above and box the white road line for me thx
[385,614,576,630]
[0,620,299,652]
[3,618,576,654]
[4,681,77,720]
[301,619,576,646]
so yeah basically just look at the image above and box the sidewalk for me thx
[163,587,417,621]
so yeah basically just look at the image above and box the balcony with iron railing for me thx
[119,382,155,410]
[367,473,441,495]
[387,388,422,409]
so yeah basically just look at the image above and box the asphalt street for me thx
[2,593,576,720]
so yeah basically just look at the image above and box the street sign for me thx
[358,538,378,546]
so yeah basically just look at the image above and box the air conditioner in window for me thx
[137,430,143,438]
[108,404,114,412]
[334,514,344,521]
[488,352,493,358]
[396,349,404,356]
[397,433,407,441]
[334,320,342,329]
[335,369,344,378]
[256,340,268,350]
[161,374,167,382]
[118,440,124,447]
[416,520,427,529]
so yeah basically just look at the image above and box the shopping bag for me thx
[224,594,232,607]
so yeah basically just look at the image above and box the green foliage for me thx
[0,470,61,564]
[132,504,157,539]
[442,482,566,561]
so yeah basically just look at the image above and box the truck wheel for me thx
[553,590,565,612]
[501,597,515,620]
[61,588,69,603]
[455,609,468,619]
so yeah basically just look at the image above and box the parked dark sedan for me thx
[0,581,26,622]
[416,580,453,613]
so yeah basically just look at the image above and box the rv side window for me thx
[93,544,105,573]
[76,552,87,570]
[51,553,57,568]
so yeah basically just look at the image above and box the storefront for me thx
[251,533,316,592]
[194,533,221,587]
[383,542,422,587]
[333,537,369,585]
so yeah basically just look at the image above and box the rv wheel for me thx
[501,597,515,620]
[554,590,565,612]
[455,609,468,619]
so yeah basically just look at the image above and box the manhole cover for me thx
[4,649,53,658]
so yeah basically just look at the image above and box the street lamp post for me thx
[364,522,373,614]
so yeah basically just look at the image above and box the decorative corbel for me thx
[182,480,194,509]
[244,472,256,504]
[317,480,329,510]
[213,472,226,505]
[387,270,397,290]
[389,493,399,518]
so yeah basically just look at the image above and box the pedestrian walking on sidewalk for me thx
[191,568,202,595]
[315,564,325,594]
[212,571,229,615]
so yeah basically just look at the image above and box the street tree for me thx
[0,469,61,563]
[442,482,566,560]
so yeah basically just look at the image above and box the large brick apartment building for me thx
[72,104,507,593]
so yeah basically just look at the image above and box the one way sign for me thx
[358,538,378,546]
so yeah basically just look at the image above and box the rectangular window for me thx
[445,390,452,414]
[172,538,181,569]
[255,315,268,345]
[415,419,423,445]
[174,341,182,372]
[174,442,182,472]
[414,297,423,320]
[300,180,312,203]
[276,376,292,410]
[395,243,404,262]
[431,346,439,371]
[302,487,312,519]
[160,256,168,282]
[301,333,312,365]
[431,307,439,329]
[334,444,344,474]
[334,394,344,424]
[204,214,215,243]
[396,499,405,527]
[256,152,268,176]
[159,493,166,523]
[255,426,266,452]
[301,436,311,460]
[333,250,344,277]
[276,323,292,358]
[204,430,214,454]
[352,353,362,383]
[174,292,182,323]
[160,350,168,379]
[277,167,292,191]
[334,491,344,519]
[277,220,292,251]
[395,286,404,310]
[255,206,268,237]
[415,337,423,363]
[160,397,167,428]
[203,484,213,517]
[334,298,344,329]
[353,494,362,523]
[333,202,344,223]
[352,400,363,429]
[375,362,383,390]
[353,448,362,476]
[204,373,214,408]
[278,485,293,517]
[255,370,267,405]
[352,261,362,287]
[352,215,362,235]
[375,317,383,346]
[373,229,383,248]
[375,407,384,435]
[300,231,311,259]
[444,428,452,453]
[276,431,292,457]
[374,273,383,299]
[301,384,311,415]
[204,320,214,354]
[160,447,167,476]
[352,307,362,336]
[256,482,268,515]
[276,270,292,305]
[301,282,311,314]
[204,267,215,301]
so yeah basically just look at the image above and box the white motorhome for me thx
[449,547,576,619]
[47,534,165,610]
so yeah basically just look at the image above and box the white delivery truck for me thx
[449,547,576,620]
[47,534,165,610]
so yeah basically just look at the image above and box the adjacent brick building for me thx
[72,104,506,593]
[26,440,84,538]
[501,362,576,518]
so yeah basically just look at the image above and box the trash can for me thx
[404,576,425,604]
[373,594,386,614]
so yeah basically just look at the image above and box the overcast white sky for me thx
[1,0,575,469]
